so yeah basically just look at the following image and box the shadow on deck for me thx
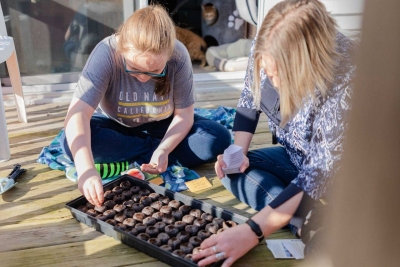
[0,96,298,267]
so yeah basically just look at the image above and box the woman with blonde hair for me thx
[194,0,357,265]
[62,5,231,207]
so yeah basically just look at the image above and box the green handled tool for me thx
[0,164,26,195]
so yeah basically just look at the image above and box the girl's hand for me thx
[141,148,168,174]
[192,223,259,267]
[78,168,104,207]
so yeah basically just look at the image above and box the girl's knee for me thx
[193,121,231,149]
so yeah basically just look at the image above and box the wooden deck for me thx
[0,90,298,267]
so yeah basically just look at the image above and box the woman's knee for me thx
[221,176,269,210]
[222,168,287,210]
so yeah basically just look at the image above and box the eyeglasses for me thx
[123,58,167,78]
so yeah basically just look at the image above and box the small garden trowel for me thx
[0,164,26,195]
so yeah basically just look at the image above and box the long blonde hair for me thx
[116,5,176,96]
[253,0,338,126]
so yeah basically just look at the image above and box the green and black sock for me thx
[95,161,130,179]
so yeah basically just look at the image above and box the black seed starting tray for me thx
[65,175,248,267]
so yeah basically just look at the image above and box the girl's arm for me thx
[141,104,194,173]
[64,97,104,207]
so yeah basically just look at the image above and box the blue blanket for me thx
[37,106,236,192]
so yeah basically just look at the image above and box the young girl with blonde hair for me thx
[62,5,231,207]
[194,0,357,266]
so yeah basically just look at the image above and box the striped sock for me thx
[95,161,130,179]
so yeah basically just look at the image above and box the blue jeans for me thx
[221,146,299,211]
[63,114,231,167]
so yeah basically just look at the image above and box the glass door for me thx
[0,0,145,85]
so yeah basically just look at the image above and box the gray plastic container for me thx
[65,175,248,267]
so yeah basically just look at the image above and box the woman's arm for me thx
[141,104,194,173]
[233,131,252,155]
[64,97,104,207]
[214,37,261,178]
[193,192,303,267]
[64,25,71,41]
[252,191,303,237]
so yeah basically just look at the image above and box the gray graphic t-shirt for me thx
[74,35,195,127]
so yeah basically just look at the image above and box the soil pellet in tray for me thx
[75,181,241,264]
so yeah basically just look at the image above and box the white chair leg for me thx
[0,84,11,162]
[6,51,27,123]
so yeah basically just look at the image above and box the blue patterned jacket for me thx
[233,32,357,200]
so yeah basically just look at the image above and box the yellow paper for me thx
[185,177,212,192]
[149,177,164,186]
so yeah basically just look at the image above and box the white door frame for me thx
[257,0,365,32]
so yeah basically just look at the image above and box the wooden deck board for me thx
[0,237,164,267]
[0,91,299,267]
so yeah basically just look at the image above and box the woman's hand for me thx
[192,223,259,267]
[77,168,104,207]
[215,154,250,179]
[214,154,225,178]
[239,155,250,173]
[141,148,168,174]
[193,194,305,267]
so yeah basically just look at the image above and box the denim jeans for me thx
[63,113,232,167]
[221,146,299,211]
